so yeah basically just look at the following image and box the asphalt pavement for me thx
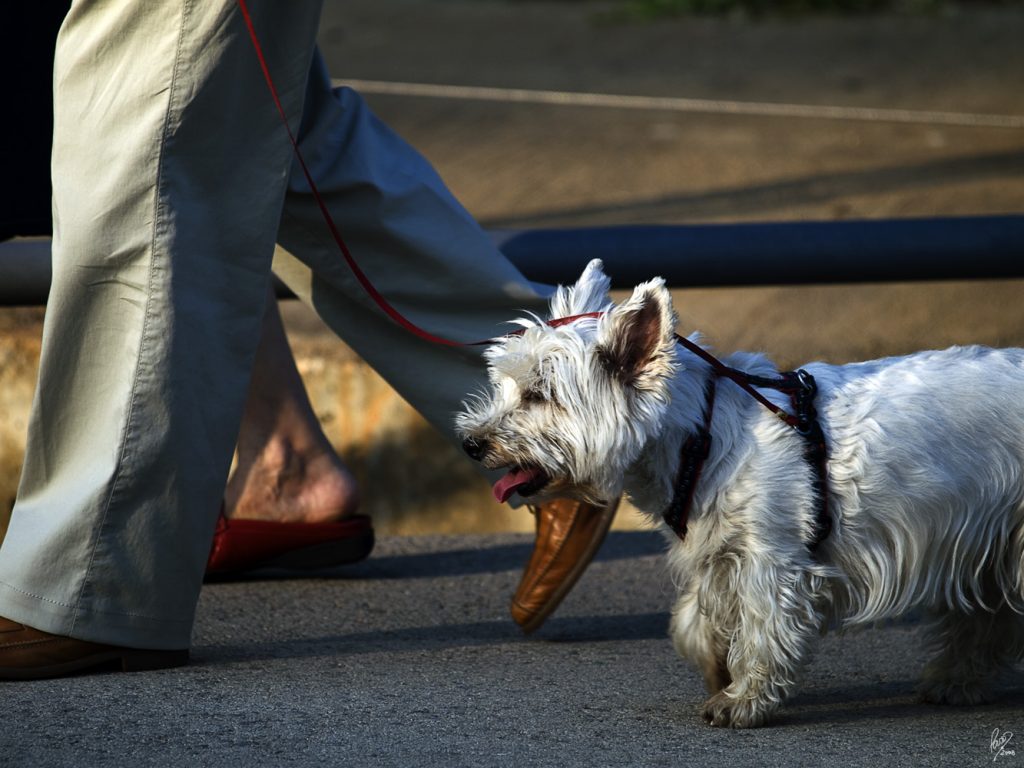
[3,532,1022,767]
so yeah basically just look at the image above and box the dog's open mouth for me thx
[492,466,550,503]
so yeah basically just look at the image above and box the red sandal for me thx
[205,512,374,579]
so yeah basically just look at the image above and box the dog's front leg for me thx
[671,589,732,695]
[701,558,826,728]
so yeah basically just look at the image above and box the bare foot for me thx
[224,438,360,524]
[226,286,361,525]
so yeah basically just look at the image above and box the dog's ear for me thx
[550,258,612,318]
[596,278,677,392]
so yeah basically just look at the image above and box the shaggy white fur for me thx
[457,259,1024,728]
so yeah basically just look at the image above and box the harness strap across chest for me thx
[662,335,832,552]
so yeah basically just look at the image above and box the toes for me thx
[701,691,772,728]
[701,693,732,727]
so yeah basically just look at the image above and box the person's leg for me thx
[203,284,371,579]
[274,59,547,442]
[272,58,617,632]
[0,0,324,654]
[224,285,359,525]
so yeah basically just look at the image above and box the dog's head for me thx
[456,259,678,505]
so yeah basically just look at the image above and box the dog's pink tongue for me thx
[493,468,544,504]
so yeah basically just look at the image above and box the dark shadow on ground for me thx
[483,149,1024,229]
[781,680,1024,727]
[196,611,671,663]
[204,530,666,583]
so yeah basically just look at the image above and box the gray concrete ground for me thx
[4,1,1024,765]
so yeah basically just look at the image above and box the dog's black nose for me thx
[462,436,489,461]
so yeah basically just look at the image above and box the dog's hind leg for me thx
[919,600,1024,705]
[701,557,828,728]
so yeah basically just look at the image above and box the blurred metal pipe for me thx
[3,215,1023,306]
[496,215,1024,288]
[0,239,52,306]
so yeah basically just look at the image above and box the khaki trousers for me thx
[0,0,548,649]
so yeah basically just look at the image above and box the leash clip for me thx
[795,368,817,394]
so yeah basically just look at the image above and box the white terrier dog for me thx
[456,259,1024,728]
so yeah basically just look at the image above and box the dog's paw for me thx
[918,678,995,706]
[701,691,773,728]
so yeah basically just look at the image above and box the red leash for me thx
[236,2,832,549]
[238,2,623,348]
[235,0,799,439]
[237,0,472,347]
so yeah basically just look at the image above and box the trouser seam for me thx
[1,579,193,625]
[0,579,75,609]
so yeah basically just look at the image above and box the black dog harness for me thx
[662,335,831,552]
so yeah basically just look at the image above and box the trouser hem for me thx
[0,580,192,650]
